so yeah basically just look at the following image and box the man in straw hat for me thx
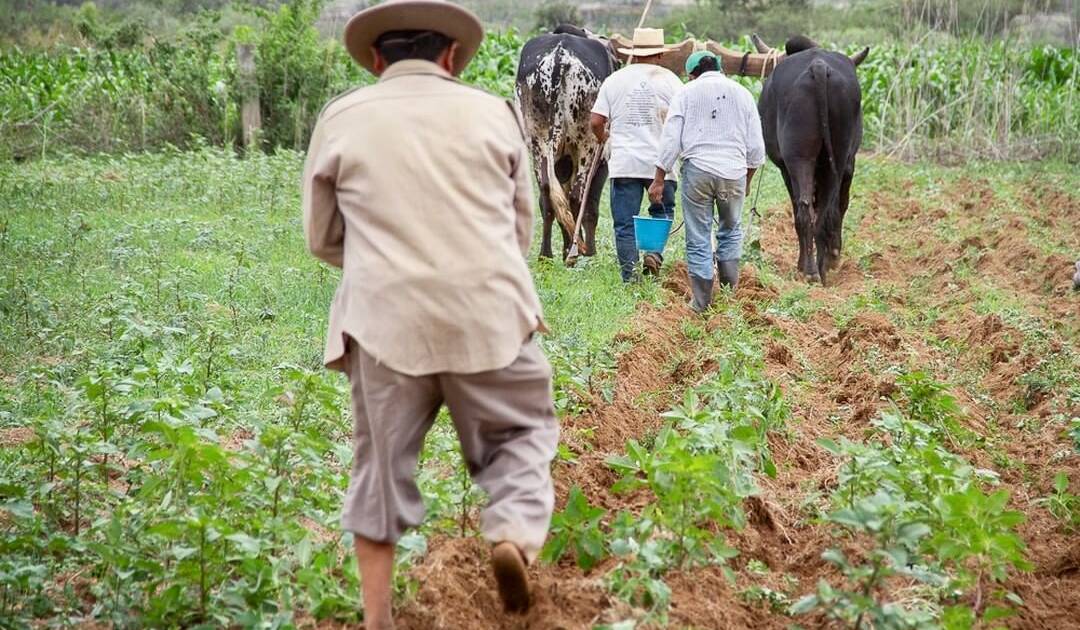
[303,1,558,626]
[649,51,765,311]
[590,27,684,282]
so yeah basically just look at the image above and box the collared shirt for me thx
[656,71,766,180]
[303,60,544,376]
[591,64,683,180]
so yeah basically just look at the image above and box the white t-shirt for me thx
[591,64,683,180]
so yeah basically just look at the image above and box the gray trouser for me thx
[682,160,745,279]
[341,337,559,563]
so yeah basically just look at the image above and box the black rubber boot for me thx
[716,258,741,289]
[689,274,714,313]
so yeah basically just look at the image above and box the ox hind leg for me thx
[537,158,555,259]
[814,166,847,284]
[786,159,819,283]
[829,164,855,269]
[581,160,607,257]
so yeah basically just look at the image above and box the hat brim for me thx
[616,46,673,57]
[344,1,484,76]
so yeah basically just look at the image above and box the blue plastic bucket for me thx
[634,216,674,253]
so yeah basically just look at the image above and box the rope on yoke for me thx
[760,47,781,79]
[635,0,654,29]
[746,161,768,255]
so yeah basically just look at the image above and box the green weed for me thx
[804,374,1031,628]
[541,486,607,571]
[1036,473,1080,533]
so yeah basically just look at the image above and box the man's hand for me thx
[648,178,665,205]
[649,167,667,205]
[648,167,665,204]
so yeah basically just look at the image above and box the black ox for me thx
[757,36,870,284]
[515,26,618,261]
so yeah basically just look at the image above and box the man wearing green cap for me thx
[650,51,765,311]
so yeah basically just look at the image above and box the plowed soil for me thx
[388,171,1079,629]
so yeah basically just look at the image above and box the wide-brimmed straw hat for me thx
[343,0,484,76]
[616,28,674,57]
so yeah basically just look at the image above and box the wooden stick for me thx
[564,140,607,266]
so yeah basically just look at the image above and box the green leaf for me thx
[1053,472,1068,494]
[896,522,931,545]
[789,594,819,615]
[147,520,181,538]
[1,500,34,520]
[941,604,976,630]
[821,549,847,567]
[828,508,865,529]
[225,532,262,556]
[983,605,1016,622]
[171,545,198,561]
[816,438,841,454]
[539,533,568,564]
[762,456,778,479]
[731,425,757,442]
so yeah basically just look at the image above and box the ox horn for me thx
[706,41,785,78]
[850,46,870,67]
[750,33,773,54]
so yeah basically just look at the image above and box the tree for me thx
[535,0,579,31]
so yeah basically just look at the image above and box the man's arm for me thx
[590,80,611,144]
[511,143,535,256]
[303,118,344,268]
[589,113,608,144]
[745,167,758,197]
[505,102,536,256]
[649,92,686,203]
[648,166,669,205]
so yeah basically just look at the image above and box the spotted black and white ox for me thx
[755,35,870,285]
[515,26,618,261]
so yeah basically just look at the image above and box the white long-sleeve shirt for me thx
[656,71,766,180]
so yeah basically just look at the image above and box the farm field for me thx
[0,149,1077,628]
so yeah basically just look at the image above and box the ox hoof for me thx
[564,254,579,268]
[804,273,822,284]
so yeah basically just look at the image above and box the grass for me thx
[1,148,1078,627]
[0,147,656,625]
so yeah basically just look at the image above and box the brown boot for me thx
[643,252,662,277]
[491,542,530,613]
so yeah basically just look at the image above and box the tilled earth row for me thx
[388,170,1079,629]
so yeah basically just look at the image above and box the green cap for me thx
[685,50,719,76]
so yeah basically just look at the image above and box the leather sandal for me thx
[643,253,662,276]
[491,542,530,613]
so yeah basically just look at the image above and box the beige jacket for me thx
[303,60,545,376]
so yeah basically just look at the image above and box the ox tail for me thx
[545,146,576,238]
[809,59,837,177]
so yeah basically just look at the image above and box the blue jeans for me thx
[610,178,677,282]
[681,161,745,280]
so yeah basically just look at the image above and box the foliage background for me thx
[1,0,1077,161]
